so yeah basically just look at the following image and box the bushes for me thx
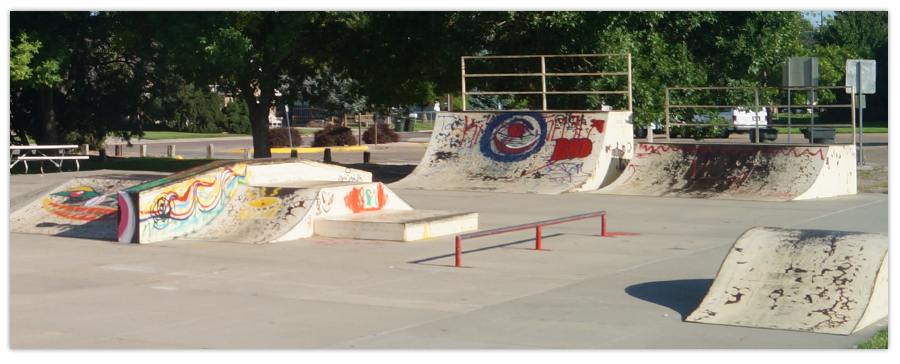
[312,124,357,147]
[268,127,303,148]
[362,123,399,144]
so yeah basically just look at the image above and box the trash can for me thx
[800,127,835,144]
[748,128,778,143]
[393,118,404,132]
[403,117,413,132]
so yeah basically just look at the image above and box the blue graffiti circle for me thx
[479,113,547,162]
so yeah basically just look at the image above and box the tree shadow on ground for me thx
[625,279,713,320]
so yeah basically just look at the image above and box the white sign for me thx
[845,60,876,94]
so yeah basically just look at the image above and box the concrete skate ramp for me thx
[9,175,163,240]
[391,111,634,194]
[686,227,888,335]
[173,182,413,244]
[596,143,856,201]
[117,158,376,244]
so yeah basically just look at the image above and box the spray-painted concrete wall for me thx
[596,143,856,201]
[687,227,888,335]
[174,181,413,244]
[9,176,159,240]
[117,159,374,244]
[391,111,634,194]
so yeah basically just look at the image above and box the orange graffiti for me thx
[43,199,117,221]
[344,184,388,213]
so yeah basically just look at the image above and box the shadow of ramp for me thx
[625,279,713,320]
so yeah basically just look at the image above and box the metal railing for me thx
[663,86,857,147]
[454,211,610,268]
[461,54,633,112]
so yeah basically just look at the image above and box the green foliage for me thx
[149,11,357,158]
[145,82,251,134]
[813,11,888,117]
[302,69,368,121]
[220,98,252,134]
[171,84,228,133]
[268,127,303,148]
[312,124,358,147]
[362,124,399,144]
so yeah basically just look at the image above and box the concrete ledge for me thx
[315,210,478,241]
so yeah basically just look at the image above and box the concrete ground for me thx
[7,168,889,349]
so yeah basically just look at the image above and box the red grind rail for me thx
[455,211,609,267]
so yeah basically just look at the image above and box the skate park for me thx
[7,54,889,349]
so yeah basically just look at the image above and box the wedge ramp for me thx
[9,175,161,240]
[687,227,888,335]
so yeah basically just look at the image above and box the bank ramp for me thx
[595,143,856,201]
[687,227,888,335]
[390,111,634,194]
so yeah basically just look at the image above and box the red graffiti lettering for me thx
[550,138,593,161]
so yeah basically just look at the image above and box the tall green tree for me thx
[150,11,355,158]
[10,11,158,148]
[815,11,888,118]
[301,69,367,126]
[336,11,806,128]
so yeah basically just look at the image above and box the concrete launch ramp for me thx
[391,111,634,194]
[115,158,476,244]
[117,159,371,244]
[165,181,417,244]
[595,143,856,201]
[9,175,162,240]
[687,227,888,335]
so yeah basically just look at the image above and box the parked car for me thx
[721,107,768,137]
[697,107,768,138]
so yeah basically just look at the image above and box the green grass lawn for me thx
[770,118,887,134]
[414,122,435,131]
[857,328,888,349]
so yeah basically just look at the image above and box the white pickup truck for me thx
[716,107,768,138]
[634,107,771,139]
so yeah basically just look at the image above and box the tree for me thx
[10,12,72,146]
[301,69,367,126]
[11,11,160,148]
[815,11,888,119]
[330,12,493,112]
[150,11,356,158]
[337,11,808,129]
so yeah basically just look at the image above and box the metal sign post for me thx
[285,104,293,150]
[783,57,819,143]
[846,59,876,165]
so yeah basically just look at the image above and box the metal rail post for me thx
[454,211,609,268]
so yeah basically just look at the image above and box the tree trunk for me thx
[38,85,58,145]
[247,93,273,159]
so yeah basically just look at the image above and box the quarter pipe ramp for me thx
[391,111,634,194]
[595,143,857,201]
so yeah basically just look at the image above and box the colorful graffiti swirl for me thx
[139,165,248,228]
